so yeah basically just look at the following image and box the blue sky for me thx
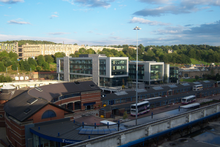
[0,0,220,46]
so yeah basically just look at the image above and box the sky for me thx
[0,0,220,46]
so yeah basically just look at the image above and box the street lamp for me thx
[134,26,141,125]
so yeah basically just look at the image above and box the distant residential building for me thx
[168,49,173,53]
[0,42,18,53]
[18,43,123,60]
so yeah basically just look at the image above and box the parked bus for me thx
[143,96,162,101]
[130,101,150,116]
[193,84,203,91]
[181,95,196,104]
[180,103,200,109]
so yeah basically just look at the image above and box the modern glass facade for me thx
[70,74,92,81]
[111,60,127,75]
[99,59,106,75]
[69,59,92,74]
[60,60,64,72]
[150,65,162,80]
[170,67,179,83]
[100,77,127,87]
[129,64,144,80]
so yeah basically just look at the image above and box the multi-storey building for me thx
[129,61,169,85]
[19,44,83,60]
[57,54,129,87]
[57,54,171,87]
[0,42,18,53]
[18,44,123,60]
[3,81,102,147]
[170,67,179,83]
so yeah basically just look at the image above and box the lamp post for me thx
[134,26,141,125]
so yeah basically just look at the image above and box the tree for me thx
[37,55,45,66]
[123,111,128,119]
[42,62,50,70]
[44,55,54,63]
[11,62,19,70]
[0,62,6,72]
[54,52,66,62]
[195,75,199,81]
[28,58,37,66]
[9,51,18,61]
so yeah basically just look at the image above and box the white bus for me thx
[181,95,196,104]
[143,96,162,101]
[130,101,150,116]
[180,103,200,109]
[193,84,203,91]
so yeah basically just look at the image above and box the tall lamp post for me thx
[134,26,141,125]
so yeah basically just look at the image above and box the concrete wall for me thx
[66,102,220,147]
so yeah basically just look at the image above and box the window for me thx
[42,110,56,119]
[0,114,3,118]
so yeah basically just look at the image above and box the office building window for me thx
[60,60,64,72]
[129,64,144,79]
[70,59,92,74]
[111,60,127,75]
[150,65,162,80]
[99,59,106,75]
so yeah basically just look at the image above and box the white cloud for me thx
[130,17,170,26]
[74,0,114,8]
[0,0,24,3]
[62,0,74,5]
[8,20,30,25]
[139,0,172,4]
[48,32,70,35]
[134,0,220,17]
[50,15,58,19]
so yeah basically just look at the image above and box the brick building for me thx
[3,81,102,147]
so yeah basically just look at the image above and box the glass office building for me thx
[57,54,129,87]
[170,67,179,83]
[129,61,168,85]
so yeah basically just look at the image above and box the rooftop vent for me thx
[35,87,43,92]
[27,98,38,105]
[24,108,31,114]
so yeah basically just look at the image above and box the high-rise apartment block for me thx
[0,42,18,53]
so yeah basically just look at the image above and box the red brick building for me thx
[3,81,101,147]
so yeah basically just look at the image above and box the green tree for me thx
[37,55,45,66]
[9,51,18,61]
[42,62,50,70]
[11,62,19,70]
[44,55,54,63]
[28,58,37,66]
[195,75,199,81]
[123,111,128,119]
[0,62,6,72]
[54,52,66,62]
